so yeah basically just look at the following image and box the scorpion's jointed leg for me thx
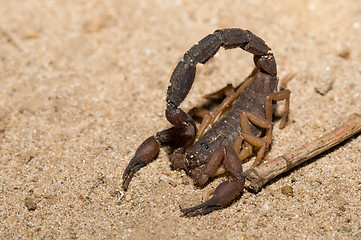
[188,107,213,139]
[265,89,291,129]
[232,88,290,169]
[196,69,259,139]
[203,83,235,99]
[182,146,245,216]
[233,135,254,162]
[193,74,256,139]
[203,67,258,101]
[236,111,274,168]
[190,84,237,139]
[279,72,297,91]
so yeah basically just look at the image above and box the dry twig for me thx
[244,113,361,192]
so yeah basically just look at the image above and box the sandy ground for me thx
[1,0,361,239]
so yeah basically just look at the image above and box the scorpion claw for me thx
[122,136,160,191]
[122,164,145,191]
[181,201,222,217]
[181,179,245,216]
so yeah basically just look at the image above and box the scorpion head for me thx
[185,153,202,169]
[185,135,230,169]
[169,150,200,171]
[183,140,218,170]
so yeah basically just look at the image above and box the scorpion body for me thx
[122,28,290,216]
[185,71,278,169]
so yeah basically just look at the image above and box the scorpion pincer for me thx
[122,28,290,216]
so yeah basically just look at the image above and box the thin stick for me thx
[244,113,361,192]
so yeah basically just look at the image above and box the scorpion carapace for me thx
[122,28,290,216]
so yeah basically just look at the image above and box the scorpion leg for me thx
[196,69,260,139]
[182,146,245,216]
[265,89,291,129]
[231,76,292,169]
[203,67,258,100]
[196,74,255,139]
[235,111,274,168]
[190,84,237,139]
[203,83,235,99]
[279,72,297,91]
[188,107,213,133]
[233,136,254,163]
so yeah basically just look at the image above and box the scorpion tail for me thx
[165,32,224,128]
[165,28,277,129]
[122,136,160,191]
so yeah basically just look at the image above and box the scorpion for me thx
[122,28,290,216]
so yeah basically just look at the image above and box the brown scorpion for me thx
[122,28,290,216]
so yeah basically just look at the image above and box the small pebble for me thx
[281,185,294,197]
[338,48,350,59]
[125,194,132,202]
[25,197,37,211]
[314,77,334,95]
